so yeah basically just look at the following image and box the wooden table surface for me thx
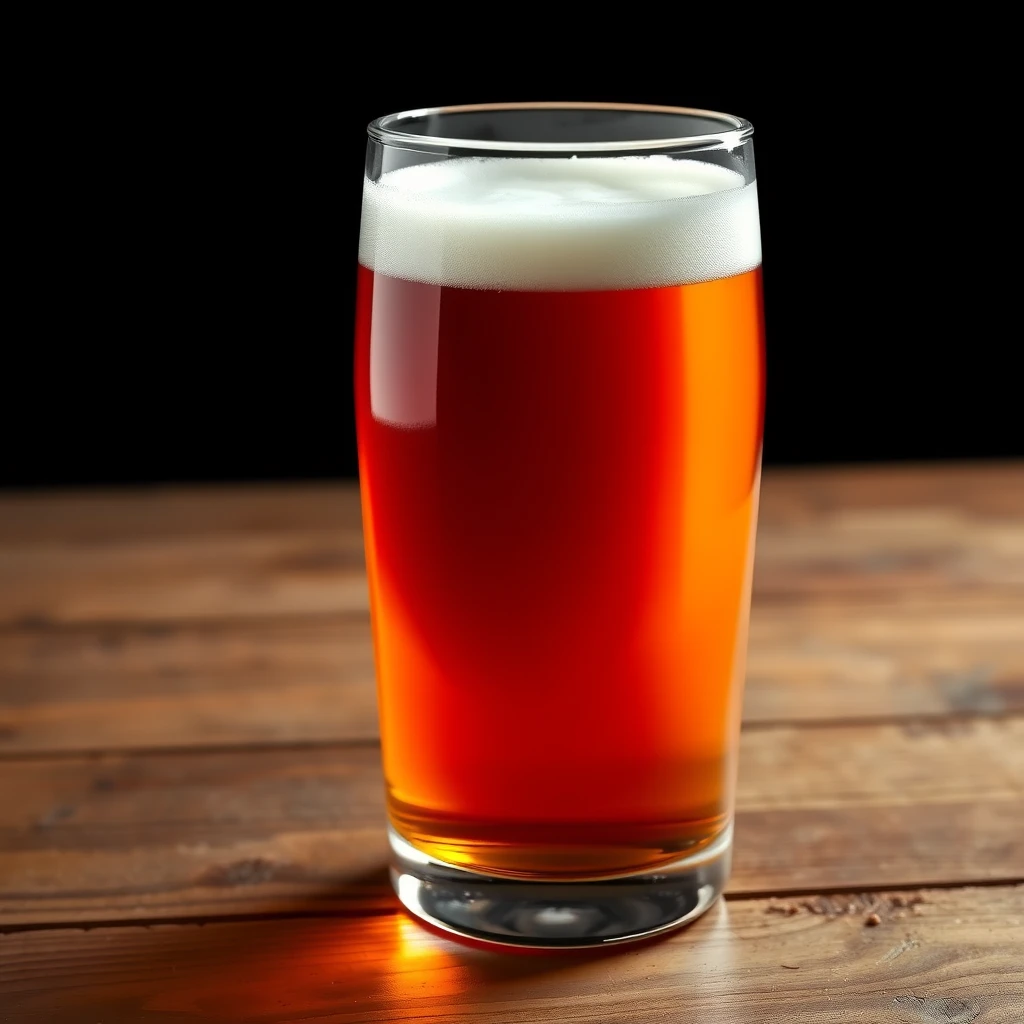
[1,462,1022,1023]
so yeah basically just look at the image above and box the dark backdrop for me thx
[5,57,1017,489]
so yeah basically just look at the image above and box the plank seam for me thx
[2,710,1022,761]
[3,879,1020,935]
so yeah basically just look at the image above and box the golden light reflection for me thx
[391,911,474,1002]
[67,906,713,1021]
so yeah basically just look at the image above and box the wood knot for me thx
[195,857,302,887]
[35,804,76,828]
[891,995,980,1023]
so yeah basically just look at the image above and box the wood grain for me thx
[1,464,1021,627]
[0,466,1021,1020]
[0,617,379,752]
[2,886,1021,1023]
[0,484,366,626]
[742,601,1024,724]
[756,462,1024,522]
[0,528,368,627]
[2,601,1021,754]
[2,719,1021,926]
[0,483,361,544]
[2,465,1018,544]
[753,466,1024,603]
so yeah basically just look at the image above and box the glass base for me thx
[389,821,732,948]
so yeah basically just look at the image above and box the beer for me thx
[355,155,764,880]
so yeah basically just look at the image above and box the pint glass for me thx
[354,103,764,946]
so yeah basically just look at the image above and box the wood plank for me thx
[2,720,1021,926]
[1,464,1021,627]
[753,465,1024,602]
[0,483,361,544]
[0,484,367,625]
[1,464,1018,545]
[2,886,1021,1023]
[0,598,1019,761]
[0,617,379,752]
[757,462,1024,522]
[2,601,1023,754]
[742,601,1024,723]
[0,527,368,627]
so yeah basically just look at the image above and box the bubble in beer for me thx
[359,156,761,291]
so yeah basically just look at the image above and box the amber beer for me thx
[355,154,764,881]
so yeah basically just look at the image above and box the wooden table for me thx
[1,463,1022,1022]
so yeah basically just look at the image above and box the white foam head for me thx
[359,156,760,291]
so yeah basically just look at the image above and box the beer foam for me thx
[359,156,760,290]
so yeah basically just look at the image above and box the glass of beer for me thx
[355,103,764,946]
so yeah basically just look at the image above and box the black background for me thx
[5,48,1018,489]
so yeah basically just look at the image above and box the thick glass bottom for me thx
[389,820,732,948]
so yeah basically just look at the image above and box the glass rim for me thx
[366,101,754,154]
